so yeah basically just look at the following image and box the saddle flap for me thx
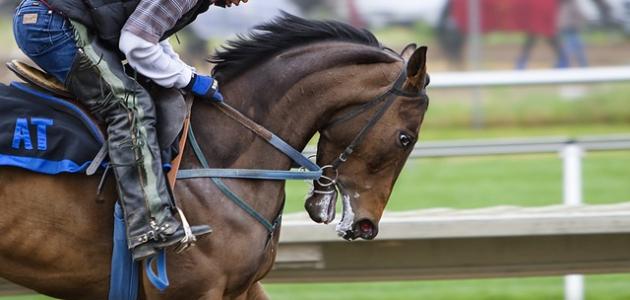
[6,60,72,99]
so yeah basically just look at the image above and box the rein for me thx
[177,102,321,235]
[175,67,425,236]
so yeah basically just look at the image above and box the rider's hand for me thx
[186,74,224,102]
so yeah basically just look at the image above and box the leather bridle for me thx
[321,68,428,182]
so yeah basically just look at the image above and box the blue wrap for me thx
[109,202,139,300]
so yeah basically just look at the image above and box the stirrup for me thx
[174,207,196,253]
[132,223,212,261]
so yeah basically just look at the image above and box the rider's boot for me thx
[65,22,211,261]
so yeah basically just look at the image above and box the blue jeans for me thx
[13,0,77,83]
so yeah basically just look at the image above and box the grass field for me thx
[6,273,630,300]
[266,274,630,300]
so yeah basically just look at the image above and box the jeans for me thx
[560,29,588,68]
[13,0,77,83]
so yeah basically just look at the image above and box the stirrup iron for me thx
[174,207,196,253]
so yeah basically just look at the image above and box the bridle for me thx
[315,67,428,189]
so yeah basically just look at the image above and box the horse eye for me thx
[398,133,413,148]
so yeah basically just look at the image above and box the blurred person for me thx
[515,33,567,69]
[447,0,566,69]
[12,0,249,261]
[436,0,465,68]
[557,0,588,67]
[593,0,614,28]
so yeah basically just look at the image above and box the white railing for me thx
[429,67,630,88]
[304,135,630,158]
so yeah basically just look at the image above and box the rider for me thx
[13,0,249,260]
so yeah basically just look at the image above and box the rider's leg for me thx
[65,22,210,260]
[13,1,210,261]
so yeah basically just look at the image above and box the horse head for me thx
[305,44,430,240]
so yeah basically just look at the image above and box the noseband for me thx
[316,68,427,188]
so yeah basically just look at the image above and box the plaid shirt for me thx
[123,0,200,44]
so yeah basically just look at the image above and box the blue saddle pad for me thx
[0,82,105,174]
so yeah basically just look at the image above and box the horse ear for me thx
[400,43,418,61]
[406,46,428,89]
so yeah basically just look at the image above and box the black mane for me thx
[211,12,382,82]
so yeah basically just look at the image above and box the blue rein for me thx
[176,102,322,233]
[177,130,321,182]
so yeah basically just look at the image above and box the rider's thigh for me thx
[13,0,77,82]
[13,0,56,57]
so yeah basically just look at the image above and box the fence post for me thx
[467,0,484,128]
[561,142,584,300]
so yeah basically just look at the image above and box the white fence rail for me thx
[429,67,630,88]
[268,203,630,283]
[305,135,630,158]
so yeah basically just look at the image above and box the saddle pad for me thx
[0,82,104,174]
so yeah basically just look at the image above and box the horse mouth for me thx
[339,219,379,241]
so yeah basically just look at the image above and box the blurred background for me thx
[1,0,630,299]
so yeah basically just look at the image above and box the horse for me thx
[0,14,429,299]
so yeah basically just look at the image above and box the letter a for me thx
[12,118,33,150]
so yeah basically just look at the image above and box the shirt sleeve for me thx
[119,31,194,89]
[122,0,198,44]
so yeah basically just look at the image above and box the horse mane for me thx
[210,12,382,83]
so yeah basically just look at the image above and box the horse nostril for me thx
[355,219,378,240]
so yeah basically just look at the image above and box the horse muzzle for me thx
[339,219,379,241]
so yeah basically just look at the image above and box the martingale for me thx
[0,82,104,174]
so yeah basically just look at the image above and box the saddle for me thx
[2,60,190,176]
[6,60,72,99]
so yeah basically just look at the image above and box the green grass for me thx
[0,297,50,300]
[426,84,630,129]
[0,16,13,48]
[266,274,630,300]
[285,151,630,213]
[8,274,630,300]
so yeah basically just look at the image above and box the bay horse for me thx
[0,14,429,299]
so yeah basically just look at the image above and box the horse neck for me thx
[181,42,400,218]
